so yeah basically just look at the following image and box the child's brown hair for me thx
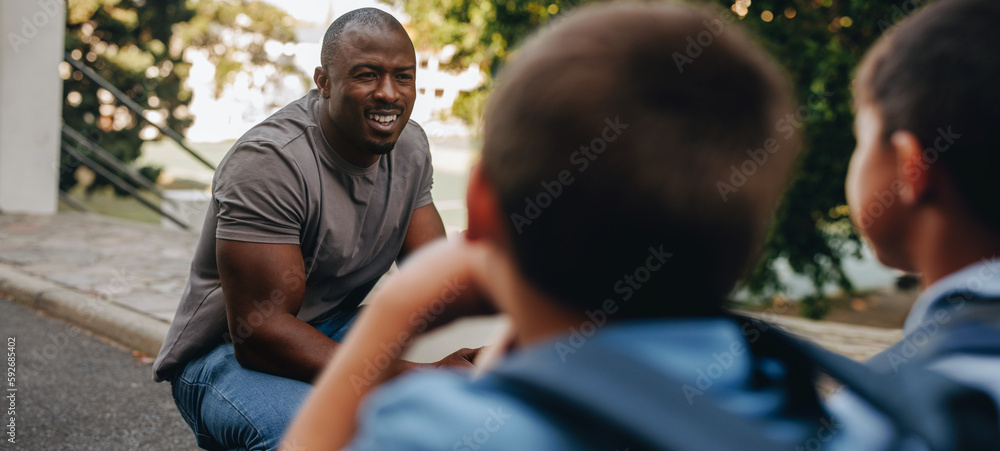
[480,2,799,318]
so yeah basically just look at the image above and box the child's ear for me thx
[465,164,506,244]
[891,130,930,206]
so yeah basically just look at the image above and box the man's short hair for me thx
[481,2,799,318]
[320,8,407,69]
[856,0,1000,231]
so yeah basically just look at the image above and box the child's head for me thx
[847,0,1000,271]
[468,2,798,318]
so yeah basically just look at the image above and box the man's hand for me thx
[433,347,482,370]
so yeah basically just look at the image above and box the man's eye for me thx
[397,74,414,81]
[358,73,377,79]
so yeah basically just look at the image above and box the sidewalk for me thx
[0,212,901,361]
[0,212,195,355]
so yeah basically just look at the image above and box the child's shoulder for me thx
[350,370,585,450]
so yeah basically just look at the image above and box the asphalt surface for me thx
[0,298,197,450]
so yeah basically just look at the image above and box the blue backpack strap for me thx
[929,319,1000,357]
[867,295,1000,373]
[487,328,811,451]
[748,316,1000,451]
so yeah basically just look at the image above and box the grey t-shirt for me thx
[153,89,433,381]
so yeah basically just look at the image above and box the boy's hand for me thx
[379,238,498,330]
[283,238,504,451]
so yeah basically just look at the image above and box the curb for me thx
[0,262,167,356]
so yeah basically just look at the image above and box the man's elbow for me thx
[226,310,296,371]
[231,341,255,368]
[231,338,271,372]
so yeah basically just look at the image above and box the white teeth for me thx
[367,114,397,124]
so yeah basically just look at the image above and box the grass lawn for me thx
[59,185,163,224]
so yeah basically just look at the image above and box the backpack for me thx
[488,310,1000,450]
[855,294,1000,450]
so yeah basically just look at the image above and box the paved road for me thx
[0,298,197,450]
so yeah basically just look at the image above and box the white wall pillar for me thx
[0,0,65,214]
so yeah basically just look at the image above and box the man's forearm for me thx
[233,313,339,382]
[233,312,417,383]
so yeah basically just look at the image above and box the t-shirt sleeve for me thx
[412,127,434,210]
[213,141,305,244]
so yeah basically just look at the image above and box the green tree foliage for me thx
[62,0,301,194]
[719,0,915,315]
[400,0,926,311]
[175,0,307,102]
[62,0,193,194]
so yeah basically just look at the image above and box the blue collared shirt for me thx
[826,257,1000,450]
[346,318,826,450]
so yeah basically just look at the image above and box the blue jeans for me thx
[171,307,361,450]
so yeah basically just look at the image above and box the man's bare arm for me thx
[217,238,470,383]
[217,239,341,383]
[397,202,447,262]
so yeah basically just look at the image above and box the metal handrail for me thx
[61,125,164,198]
[63,52,217,171]
[61,141,190,230]
[58,191,91,213]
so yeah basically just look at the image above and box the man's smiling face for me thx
[319,24,416,158]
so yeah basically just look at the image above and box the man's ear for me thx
[465,164,506,244]
[313,67,330,98]
[891,130,930,206]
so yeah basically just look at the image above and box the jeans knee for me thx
[171,378,222,450]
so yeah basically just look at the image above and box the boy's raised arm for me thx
[281,239,493,450]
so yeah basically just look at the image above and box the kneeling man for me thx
[152,8,476,450]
